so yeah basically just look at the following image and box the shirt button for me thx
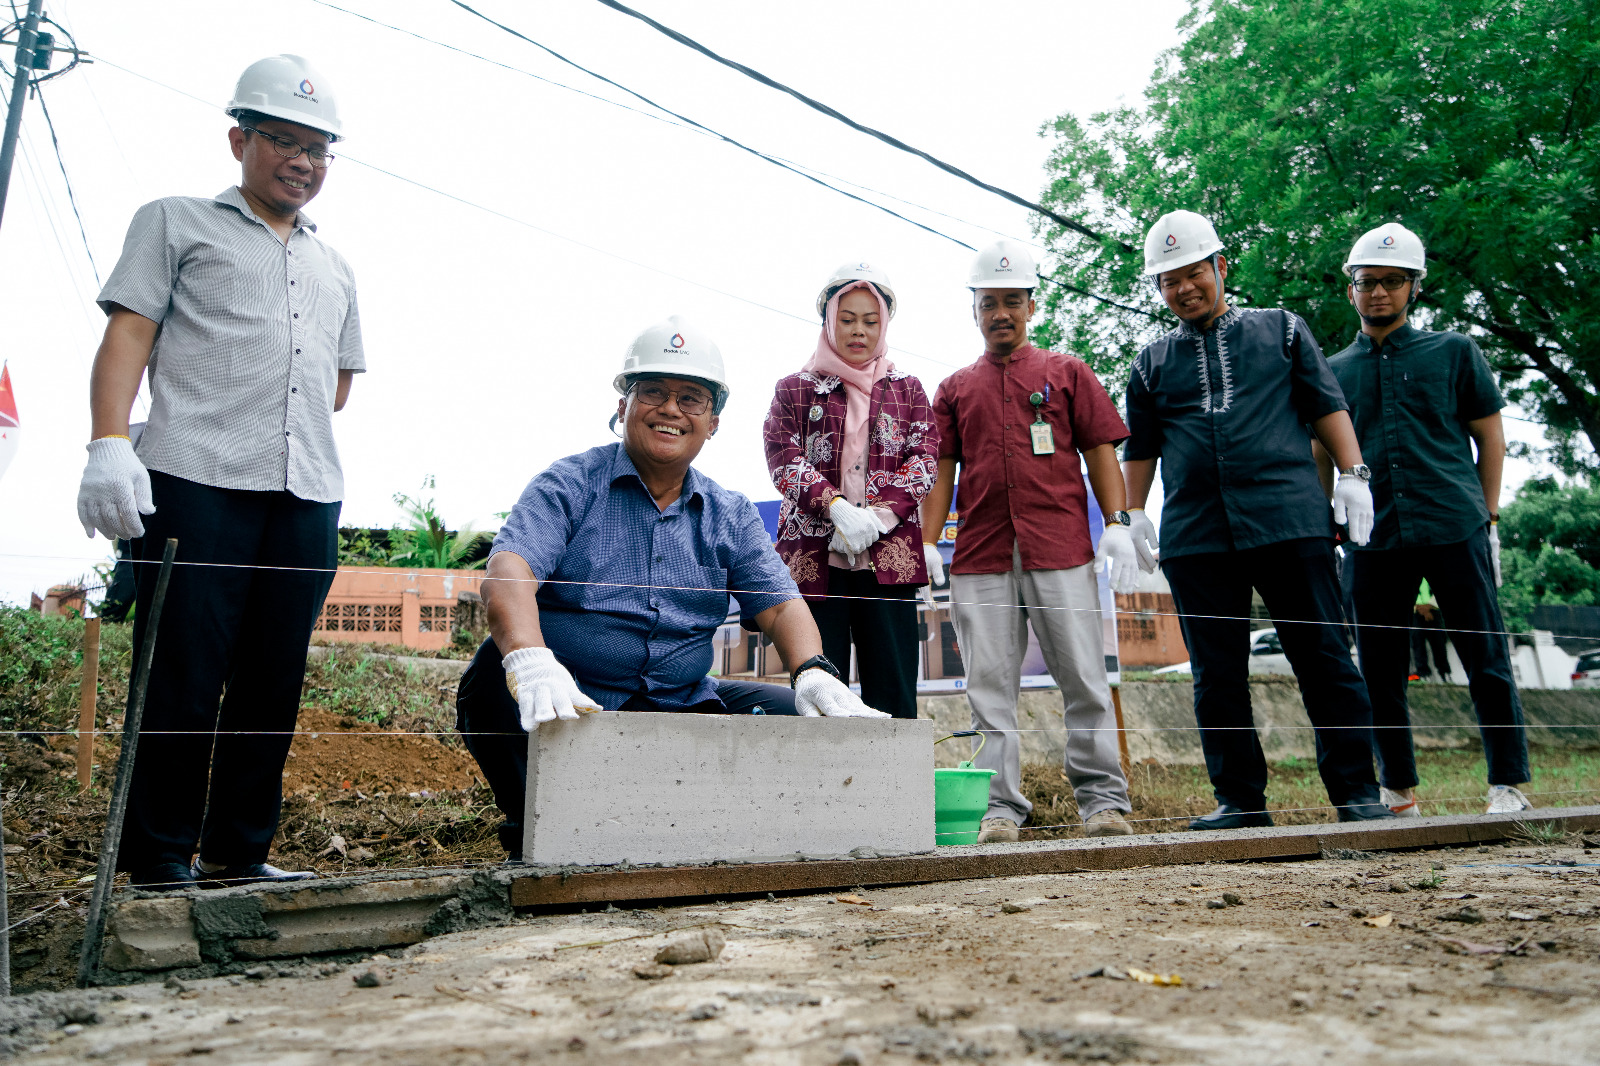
[284,431,290,438]
[290,280,296,286]
[295,348,301,355]
[293,313,299,319]
[292,387,298,394]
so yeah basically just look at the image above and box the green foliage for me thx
[388,476,489,571]
[300,644,458,733]
[1034,0,1600,470]
[337,527,395,568]
[0,608,132,734]
[1497,475,1600,629]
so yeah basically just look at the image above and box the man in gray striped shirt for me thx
[76,55,363,889]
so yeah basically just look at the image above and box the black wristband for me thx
[790,654,841,689]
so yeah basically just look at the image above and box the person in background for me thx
[763,262,938,720]
[457,317,887,862]
[1411,585,1451,682]
[74,56,361,888]
[1122,210,1393,830]
[1322,223,1530,816]
[921,241,1140,842]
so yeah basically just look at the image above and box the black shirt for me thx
[1327,323,1503,551]
[1125,307,1348,559]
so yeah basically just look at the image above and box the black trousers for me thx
[1162,538,1382,813]
[807,566,920,719]
[456,637,799,857]
[1352,528,1528,789]
[120,471,339,870]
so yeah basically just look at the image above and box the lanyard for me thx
[1028,390,1055,455]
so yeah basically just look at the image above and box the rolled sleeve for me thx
[1459,338,1506,421]
[97,201,177,321]
[337,289,366,372]
[1122,362,1162,461]
[1287,313,1348,423]
[727,500,800,621]
[490,460,584,579]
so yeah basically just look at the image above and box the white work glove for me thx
[1128,509,1160,573]
[1489,522,1502,588]
[503,646,601,731]
[794,668,890,718]
[919,542,944,610]
[1094,524,1141,595]
[829,497,888,556]
[1332,475,1375,547]
[76,437,155,541]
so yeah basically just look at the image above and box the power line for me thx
[32,84,99,285]
[419,1,975,251]
[578,0,1133,253]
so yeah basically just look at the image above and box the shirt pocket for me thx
[1397,363,1451,425]
[311,279,348,343]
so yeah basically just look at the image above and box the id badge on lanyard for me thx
[1029,390,1055,455]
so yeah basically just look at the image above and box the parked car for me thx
[1572,649,1600,689]
[1151,628,1295,676]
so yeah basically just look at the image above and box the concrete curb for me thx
[509,804,1600,906]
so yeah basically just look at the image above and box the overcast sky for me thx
[0,0,1548,605]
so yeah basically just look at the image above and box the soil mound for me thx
[285,707,481,795]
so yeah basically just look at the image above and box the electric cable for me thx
[32,84,100,285]
[573,0,1133,252]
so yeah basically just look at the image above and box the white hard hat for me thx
[1343,222,1428,279]
[1143,210,1224,275]
[226,55,344,141]
[817,261,897,319]
[613,315,729,414]
[968,240,1039,291]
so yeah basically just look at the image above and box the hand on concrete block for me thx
[794,669,890,718]
[503,646,602,730]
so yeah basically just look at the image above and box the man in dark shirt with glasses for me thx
[1322,223,1530,817]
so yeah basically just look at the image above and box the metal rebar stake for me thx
[76,538,177,988]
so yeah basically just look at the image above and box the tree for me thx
[338,477,490,571]
[1032,0,1600,471]
[1496,475,1600,630]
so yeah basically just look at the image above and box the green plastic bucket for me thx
[934,764,997,846]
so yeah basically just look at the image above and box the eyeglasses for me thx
[1352,275,1412,293]
[241,126,335,168]
[633,382,713,416]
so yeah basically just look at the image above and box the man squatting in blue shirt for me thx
[455,316,887,861]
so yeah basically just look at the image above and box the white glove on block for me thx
[1332,475,1375,547]
[829,497,888,556]
[503,646,601,731]
[76,436,155,540]
[1128,509,1160,573]
[794,668,890,718]
[1489,523,1502,588]
[1094,524,1141,595]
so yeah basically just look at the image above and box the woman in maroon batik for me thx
[762,263,939,718]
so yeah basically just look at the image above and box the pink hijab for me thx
[801,280,892,507]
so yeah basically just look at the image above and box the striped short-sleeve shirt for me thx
[97,187,365,503]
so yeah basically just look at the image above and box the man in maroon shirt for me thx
[921,241,1141,841]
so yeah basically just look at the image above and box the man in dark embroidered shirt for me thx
[1322,223,1529,817]
[1121,210,1393,829]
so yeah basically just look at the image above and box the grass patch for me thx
[1021,748,1600,837]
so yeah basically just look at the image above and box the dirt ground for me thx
[7,838,1599,1064]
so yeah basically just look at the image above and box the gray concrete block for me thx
[230,875,471,958]
[523,712,935,867]
[103,897,200,971]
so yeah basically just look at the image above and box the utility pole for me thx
[0,0,45,233]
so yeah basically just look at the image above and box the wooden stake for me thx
[76,616,101,790]
[1110,685,1131,779]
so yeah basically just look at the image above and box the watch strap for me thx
[790,653,841,689]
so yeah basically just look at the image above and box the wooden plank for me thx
[76,617,101,790]
[510,805,1600,907]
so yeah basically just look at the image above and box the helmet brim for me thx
[614,369,729,414]
[228,104,342,142]
[1342,258,1427,280]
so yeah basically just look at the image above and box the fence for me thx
[313,567,484,652]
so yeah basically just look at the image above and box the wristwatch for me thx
[790,654,842,689]
[1104,510,1132,527]
[1339,464,1373,482]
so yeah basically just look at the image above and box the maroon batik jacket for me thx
[763,369,940,599]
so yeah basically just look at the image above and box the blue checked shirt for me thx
[491,443,800,710]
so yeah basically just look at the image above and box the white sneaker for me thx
[1486,785,1532,814]
[976,817,1020,843]
[1381,786,1420,818]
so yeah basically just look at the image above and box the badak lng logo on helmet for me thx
[295,78,316,101]
[668,333,686,350]
[1165,234,1177,247]
[998,257,1011,269]
[1381,235,1395,246]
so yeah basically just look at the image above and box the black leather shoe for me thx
[129,862,197,890]
[192,862,318,889]
[1336,802,1398,822]
[1189,804,1274,831]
